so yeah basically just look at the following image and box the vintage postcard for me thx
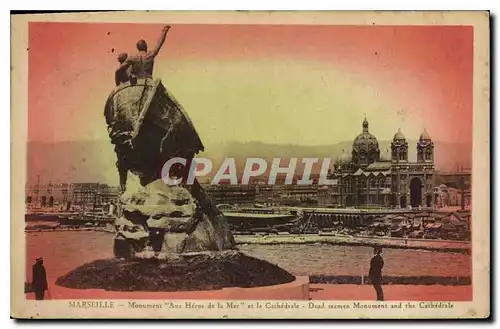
[10,11,490,319]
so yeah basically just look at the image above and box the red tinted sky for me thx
[28,23,473,149]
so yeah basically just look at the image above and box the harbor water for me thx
[26,231,471,284]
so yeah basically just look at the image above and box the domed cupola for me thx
[417,128,434,163]
[419,128,432,143]
[338,149,351,164]
[333,149,352,172]
[391,128,408,163]
[352,117,380,166]
[362,116,369,131]
[393,128,406,142]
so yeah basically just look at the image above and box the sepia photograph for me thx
[10,10,490,319]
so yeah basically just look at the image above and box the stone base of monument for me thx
[55,250,308,299]
[46,276,309,300]
[112,178,237,258]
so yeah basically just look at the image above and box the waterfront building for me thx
[25,182,73,207]
[203,185,257,205]
[434,170,471,209]
[276,185,319,201]
[68,183,120,206]
[330,117,436,208]
[25,182,120,207]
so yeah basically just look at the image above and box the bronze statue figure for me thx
[104,26,235,259]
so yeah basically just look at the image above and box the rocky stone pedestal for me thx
[113,178,235,259]
[55,250,295,292]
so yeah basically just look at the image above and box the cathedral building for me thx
[331,117,435,208]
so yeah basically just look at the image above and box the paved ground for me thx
[26,284,472,301]
[309,284,472,301]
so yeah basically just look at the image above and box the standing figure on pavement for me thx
[32,257,48,300]
[369,246,384,301]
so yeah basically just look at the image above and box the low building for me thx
[26,182,73,207]
[25,182,120,207]
[204,185,257,205]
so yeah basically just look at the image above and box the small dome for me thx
[393,128,406,141]
[338,149,351,163]
[420,128,431,141]
[362,117,369,129]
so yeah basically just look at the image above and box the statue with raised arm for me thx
[56,26,296,295]
[103,26,236,259]
[128,25,170,80]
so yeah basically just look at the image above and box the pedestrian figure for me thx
[32,257,48,300]
[369,246,384,301]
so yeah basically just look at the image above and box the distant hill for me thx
[26,139,471,185]
[201,140,471,175]
[27,140,118,185]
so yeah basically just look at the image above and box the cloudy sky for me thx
[28,23,472,149]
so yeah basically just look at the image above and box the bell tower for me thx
[417,128,435,207]
[391,128,408,163]
[417,128,434,163]
[390,128,408,208]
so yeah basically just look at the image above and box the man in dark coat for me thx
[368,246,384,301]
[32,257,48,300]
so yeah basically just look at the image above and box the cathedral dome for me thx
[393,128,406,141]
[352,117,380,152]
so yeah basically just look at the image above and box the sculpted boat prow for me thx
[104,77,204,190]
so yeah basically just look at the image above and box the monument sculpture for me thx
[55,26,296,292]
[103,25,237,259]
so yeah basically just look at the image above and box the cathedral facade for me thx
[331,118,435,208]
